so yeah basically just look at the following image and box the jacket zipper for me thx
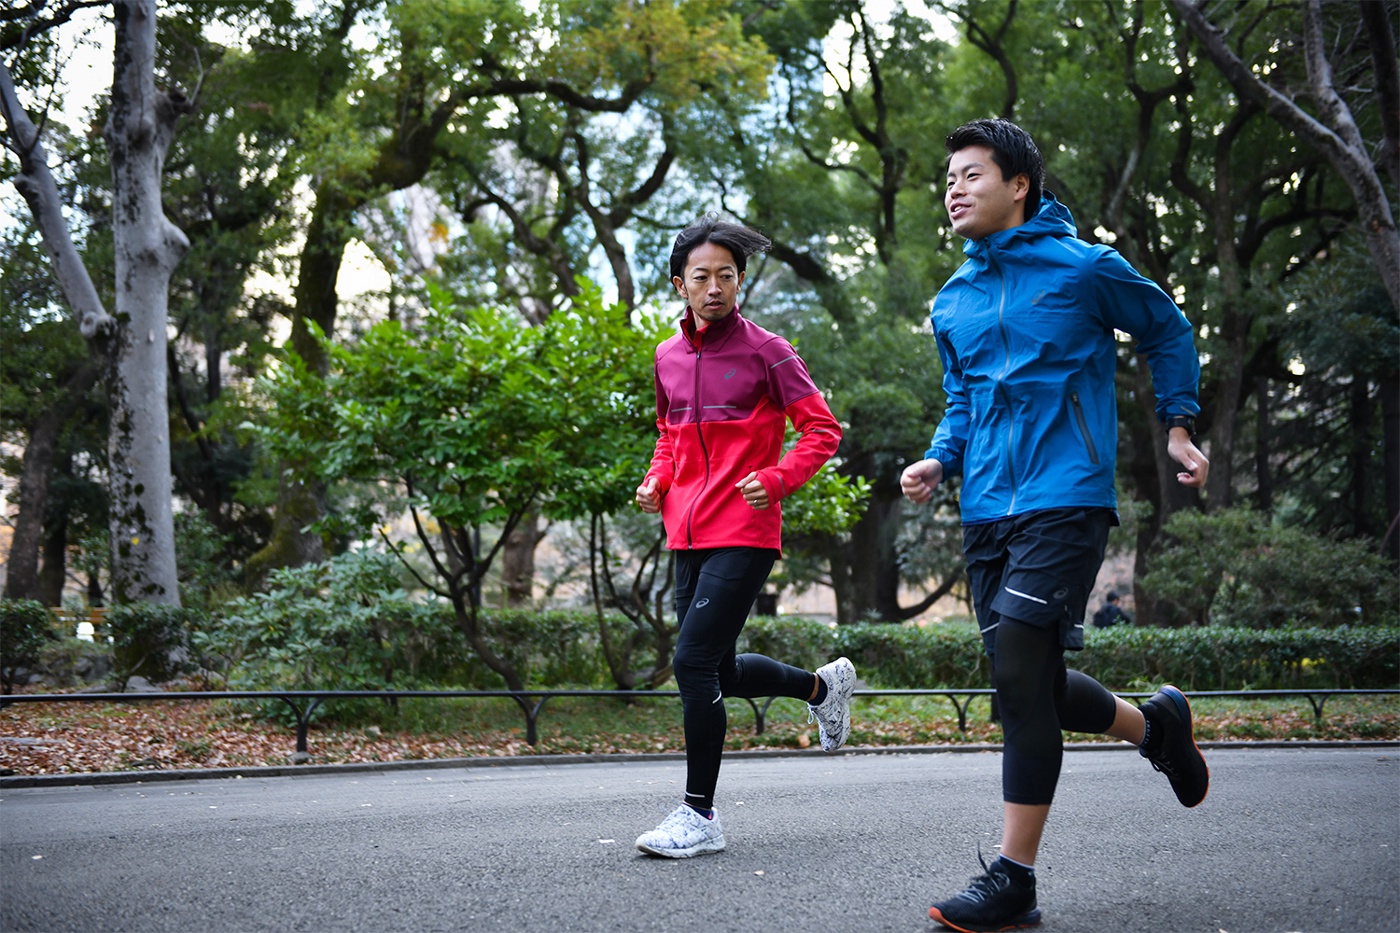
[684,340,711,549]
[992,252,1019,516]
[1070,392,1100,464]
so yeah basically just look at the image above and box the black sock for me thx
[811,676,829,706]
[998,855,1035,883]
[1140,714,1163,755]
[684,802,714,819]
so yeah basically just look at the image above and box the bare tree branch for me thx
[0,57,113,337]
[1171,0,1400,311]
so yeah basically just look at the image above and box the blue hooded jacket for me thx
[926,193,1200,524]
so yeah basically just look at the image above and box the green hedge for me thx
[737,618,1396,692]
[200,596,1398,694]
[1074,624,1399,691]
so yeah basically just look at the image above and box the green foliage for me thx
[248,279,668,689]
[738,616,991,689]
[197,550,461,692]
[106,603,209,684]
[1138,508,1399,628]
[1080,625,1399,692]
[781,460,871,537]
[255,280,665,537]
[0,599,58,693]
[474,609,619,688]
[175,510,246,612]
[740,616,1398,691]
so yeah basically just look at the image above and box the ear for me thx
[1011,173,1031,203]
[672,275,686,297]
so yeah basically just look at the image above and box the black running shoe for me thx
[1139,684,1210,807]
[928,854,1041,933]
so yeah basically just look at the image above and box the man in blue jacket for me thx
[902,118,1211,933]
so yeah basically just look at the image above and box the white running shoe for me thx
[635,804,726,858]
[809,656,856,752]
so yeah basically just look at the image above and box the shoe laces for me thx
[1145,738,1180,779]
[660,806,702,833]
[959,852,1012,905]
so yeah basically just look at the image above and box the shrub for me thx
[106,603,208,684]
[197,551,461,692]
[0,599,57,693]
[466,609,614,688]
[737,617,1394,693]
[35,637,114,687]
[1078,625,1398,691]
[1139,508,1400,627]
[738,617,992,689]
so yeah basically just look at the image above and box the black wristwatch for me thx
[1164,415,1196,436]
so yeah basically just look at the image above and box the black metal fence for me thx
[3,687,1394,759]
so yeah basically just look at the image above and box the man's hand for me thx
[900,458,944,504]
[736,472,769,510]
[635,477,662,513]
[1167,428,1209,489]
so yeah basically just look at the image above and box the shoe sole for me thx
[1160,684,1210,808]
[635,838,725,859]
[928,905,1042,932]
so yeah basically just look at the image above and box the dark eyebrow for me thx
[949,160,988,176]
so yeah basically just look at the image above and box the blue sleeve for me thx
[924,321,967,476]
[1089,249,1201,422]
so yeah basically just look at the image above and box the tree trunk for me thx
[38,490,68,608]
[250,189,348,575]
[1253,376,1274,514]
[3,364,95,601]
[822,534,856,626]
[1204,325,1246,510]
[500,510,544,608]
[1130,360,1200,627]
[103,0,189,606]
[848,489,902,622]
[1351,379,1374,539]
[0,2,186,608]
[1382,372,1400,562]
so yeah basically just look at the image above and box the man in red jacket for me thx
[633,215,856,859]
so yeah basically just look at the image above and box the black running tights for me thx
[993,618,1118,806]
[672,548,815,811]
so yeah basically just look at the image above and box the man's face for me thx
[674,241,743,326]
[944,145,1029,241]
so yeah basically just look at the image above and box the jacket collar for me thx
[680,305,743,348]
[962,190,1077,259]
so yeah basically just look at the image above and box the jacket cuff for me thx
[754,469,784,504]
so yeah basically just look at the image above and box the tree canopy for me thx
[2,0,1395,636]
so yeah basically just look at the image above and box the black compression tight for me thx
[672,548,815,811]
[993,617,1118,806]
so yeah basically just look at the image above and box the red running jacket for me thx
[643,306,842,552]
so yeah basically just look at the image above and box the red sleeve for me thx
[643,416,675,496]
[755,391,842,502]
[643,361,674,495]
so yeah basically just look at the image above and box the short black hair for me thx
[669,214,772,281]
[945,118,1044,222]
[1106,592,1120,602]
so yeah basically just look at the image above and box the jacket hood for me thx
[962,191,1077,260]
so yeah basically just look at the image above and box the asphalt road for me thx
[1,747,1396,933]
